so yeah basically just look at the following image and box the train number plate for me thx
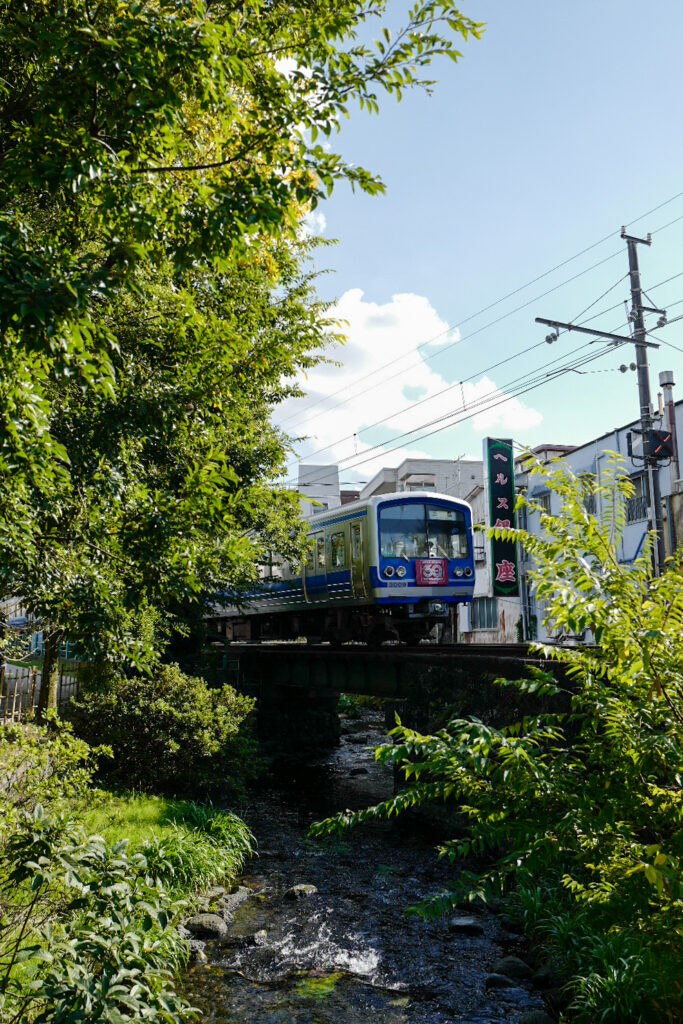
[416,559,448,585]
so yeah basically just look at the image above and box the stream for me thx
[183,709,553,1023]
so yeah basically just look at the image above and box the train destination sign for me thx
[485,437,519,597]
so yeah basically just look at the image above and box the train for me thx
[210,491,475,644]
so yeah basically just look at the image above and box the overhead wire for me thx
[278,189,683,431]
[281,331,629,487]
[278,248,624,429]
[284,270,683,477]
[299,339,630,483]
[283,273,683,488]
[276,195,683,488]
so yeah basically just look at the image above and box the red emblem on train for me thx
[416,559,448,585]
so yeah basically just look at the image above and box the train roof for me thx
[305,490,473,527]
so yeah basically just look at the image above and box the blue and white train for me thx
[212,491,475,644]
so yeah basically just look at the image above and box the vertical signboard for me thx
[485,438,519,597]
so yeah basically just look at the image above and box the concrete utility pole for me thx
[536,228,666,573]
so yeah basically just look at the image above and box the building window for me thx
[330,531,346,568]
[472,596,498,630]
[537,493,551,514]
[626,474,648,523]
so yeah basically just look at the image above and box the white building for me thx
[514,394,683,643]
[360,457,483,501]
[297,464,341,518]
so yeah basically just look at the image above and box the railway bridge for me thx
[224,643,566,754]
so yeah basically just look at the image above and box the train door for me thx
[306,532,327,602]
[351,521,367,599]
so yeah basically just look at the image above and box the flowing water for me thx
[184,710,551,1023]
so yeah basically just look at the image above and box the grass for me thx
[78,790,178,850]
[76,790,255,896]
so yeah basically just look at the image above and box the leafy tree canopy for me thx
[0,0,482,412]
[0,0,483,670]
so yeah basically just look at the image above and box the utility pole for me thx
[536,228,666,573]
[622,229,665,572]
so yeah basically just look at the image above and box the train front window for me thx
[380,504,429,558]
[380,503,469,559]
[427,505,469,559]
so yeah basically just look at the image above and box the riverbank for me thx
[0,720,254,1023]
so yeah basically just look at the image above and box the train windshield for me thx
[380,503,469,559]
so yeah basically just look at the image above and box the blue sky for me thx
[275,0,683,487]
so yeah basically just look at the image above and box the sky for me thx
[274,0,683,489]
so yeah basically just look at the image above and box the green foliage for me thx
[66,663,259,797]
[77,793,254,887]
[312,458,683,1023]
[1,0,483,673]
[0,805,192,1024]
[142,806,253,894]
[4,243,335,673]
[0,716,97,839]
[337,693,364,718]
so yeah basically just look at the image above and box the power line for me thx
[284,272,683,477]
[280,333,628,487]
[279,189,683,430]
[284,272,683,488]
[278,248,623,430]
[295,341,625,484]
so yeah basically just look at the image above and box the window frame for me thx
[472,596,498,630]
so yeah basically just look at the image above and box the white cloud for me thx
[275,289,542,484]
[301,209,327,237]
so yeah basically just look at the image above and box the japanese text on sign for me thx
[485,437,519,597]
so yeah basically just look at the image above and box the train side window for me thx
[305,542,314,571]
[330,531,346,568]
[351,523,361,560]
[316,535,326,571]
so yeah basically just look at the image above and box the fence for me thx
[0,663,79,725]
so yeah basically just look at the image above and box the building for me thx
[297,464,341,518]
[514,394,683,643]
[359,457,483,501]
[460,377,683,646]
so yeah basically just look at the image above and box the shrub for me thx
[0,716,96,840]
[66,663,258,797]
[0,805,191,1024]
[312,459,683,1023]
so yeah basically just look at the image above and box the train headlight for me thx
[464,567,473,577]
[383,565,395,578]
[396,564,407,578]
[453,568,464,578]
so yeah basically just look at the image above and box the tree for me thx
[0,0,483,469]
[312,458,683,1023]
[0,0,484,679]
[6,234,341,685]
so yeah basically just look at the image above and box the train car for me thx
[212,491,475,644]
